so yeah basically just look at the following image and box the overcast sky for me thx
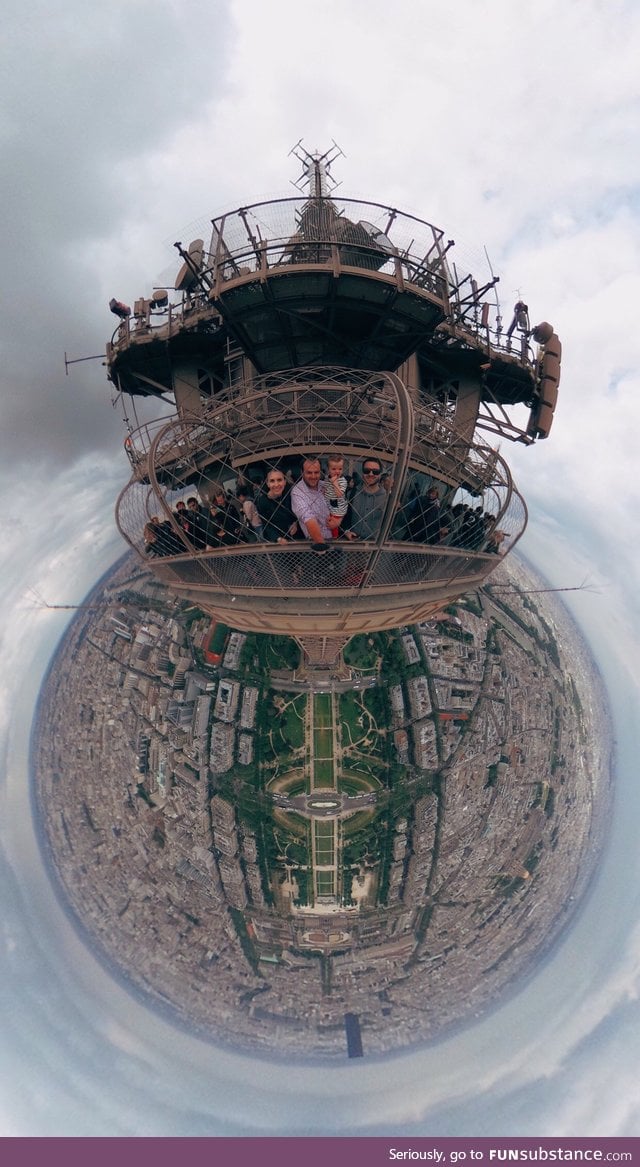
[1,0,640,1139]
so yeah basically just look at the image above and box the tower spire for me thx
[289,139,344,197]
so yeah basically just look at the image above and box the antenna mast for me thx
[289,139,344,197]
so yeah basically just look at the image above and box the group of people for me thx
[142,455,507,557]
[397,490,506,553]
[144,487,246,557]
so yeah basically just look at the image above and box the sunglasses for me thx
[363,467,381,475]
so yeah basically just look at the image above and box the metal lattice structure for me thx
[108,193,560,442]
[106,150,558,648]
[115,368,526,636]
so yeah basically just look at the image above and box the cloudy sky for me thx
[1,0,640,1139]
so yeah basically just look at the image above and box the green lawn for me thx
[343,755,386,780]
[314,758,335,786]
[314,819,335,866]
[314,691,332,723]
[337,772,379,793]
[342,810,376,836]
[313,692,335,786]
[339,690,364,738]
[315,871,335,895]
[314,726,333,758]
[283,694,306,750]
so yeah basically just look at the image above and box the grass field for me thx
[283,694,306,750]
[314,692,332,724]
[314,818,335,856]
[343,756,386,781]
[339,690,363,739]
[314,819,336,889]
[315,871,335,896]
[314,758,335,786]
[338,772,379,793]
[313,692,335,787]
[314,726,333,757]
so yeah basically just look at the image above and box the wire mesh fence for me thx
[115,367,525,623]
[109,197,538,373]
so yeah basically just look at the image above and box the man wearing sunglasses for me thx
[345,456,388,539]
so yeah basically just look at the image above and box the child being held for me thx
[322,455,349,537]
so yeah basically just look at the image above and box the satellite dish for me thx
[358,221,396,255]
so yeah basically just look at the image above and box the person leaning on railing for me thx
[256,468,299,543]
[290,457,333,549]
[143,517,183,557]
[404,485,449,545]
[343,457,388,541]
[236,485,263,541]
[483,515,509,554]
[204,485,246,548]
[184,496,209,550]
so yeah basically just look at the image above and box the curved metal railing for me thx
[115,366,526,630]
[108,196,537,376]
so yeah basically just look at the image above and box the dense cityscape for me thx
[31,553,611,1059]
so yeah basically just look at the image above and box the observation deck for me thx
[116,368,526,637]
[107,194,559,443]
[106,149,560,649]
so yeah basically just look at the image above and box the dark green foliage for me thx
[294,867,309,906]
[343,633,381,671]
[228,907,262,973]
[379,633,406,681]
[363,684,389,725]
[240,633,300,674]
[486,763,499,788]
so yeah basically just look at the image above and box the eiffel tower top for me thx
[289,139,344,199]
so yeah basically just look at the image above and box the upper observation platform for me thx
[106,149,561,444]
